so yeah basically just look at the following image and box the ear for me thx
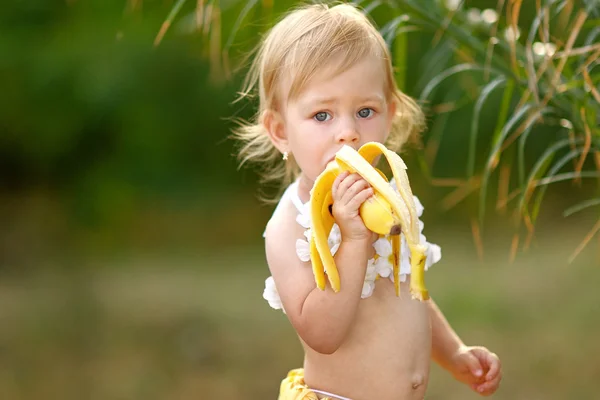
[262,109,288,154]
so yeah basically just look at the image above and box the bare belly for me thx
[302,279,432,400]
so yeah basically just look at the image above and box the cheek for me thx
[362,115,388,134]
[292,120,329,146]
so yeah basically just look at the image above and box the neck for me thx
[297,174,314,204]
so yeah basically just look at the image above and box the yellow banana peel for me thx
[309,142,429,301]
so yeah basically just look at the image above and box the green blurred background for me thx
[1,0,599,399]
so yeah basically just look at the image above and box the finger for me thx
[470,348,500,379]
[485,355,501,381]
[463,352,484,379]
[331,171,350,199]
[475,375,501,396]
[470,347,494,369]
[340,178,370,205]
[333,173,361,201]
[346,187,374,211]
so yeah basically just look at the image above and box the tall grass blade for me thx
[414,40,453,96]
[535,171,600,187]
[569,218,600,263]
[525,8,544,105]
[585,26,600,46]
[391,15,409,91]
[468,76,507,178]
[479,102,533,227]
[425,86,462,167]
[420,64,489,101]
[223,0,260,54]
[154,0,189,46]
[518,138,583,203]
[521,153,554,238]
[381,15,409,47]
[491,81,515,147]
[519,145,587,221]
[517,123,534,188]
[564,198,600,217]
[362,0,382,14]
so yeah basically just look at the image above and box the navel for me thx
[411,373,425,389]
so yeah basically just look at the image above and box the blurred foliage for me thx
[0,0,598,266]
[1,0,244,196]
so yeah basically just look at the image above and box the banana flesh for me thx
[359,194,401,236]
[309,142,429,301]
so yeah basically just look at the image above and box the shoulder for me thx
[263,192,316,319]
[264,195,301,267]
[263,181,307,260]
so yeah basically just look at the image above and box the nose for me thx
[335,119,360,145]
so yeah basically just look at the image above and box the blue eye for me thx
[314,112,331,122]
[358,108,374,118]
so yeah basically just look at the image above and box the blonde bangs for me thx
[283,17,383,102]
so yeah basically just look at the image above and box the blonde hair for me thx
[232,2,425,201]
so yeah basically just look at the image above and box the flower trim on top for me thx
[263,179,442,311]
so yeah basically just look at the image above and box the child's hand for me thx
[449,345,502,396]
[331,171,373,243]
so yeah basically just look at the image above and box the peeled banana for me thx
[309,142,429,301]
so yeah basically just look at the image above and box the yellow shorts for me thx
[278,368,347,400]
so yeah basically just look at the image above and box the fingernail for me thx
[475,370,483,377]
[478,386,484,393]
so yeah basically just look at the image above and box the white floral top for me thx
[262,179,442,313]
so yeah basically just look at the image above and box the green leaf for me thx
[155,0,189,46]
[517,139,585,214]
[515,106,560,188]
[363,0,383,14]
[389,14,409,91]
[380,14,410,46]
[490,81,515,147]
[223,0,260,53]
[554,0,570,16]
[583,0,600,15]
[479,103,535,225]
[166,0,189,24]
[415,152,431,181]
[564,198,600,217]
[528,133,581,224]
[419,64,490,102]
[517,123,534,189]
[535,171,600,188]
[584,26,600,47]
[530,177,548,224]
[425,85,463,171]
[468,76,507,179]
[414,39,453,96]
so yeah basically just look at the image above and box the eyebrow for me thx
[302,95,385,107]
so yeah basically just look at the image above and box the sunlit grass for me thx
[1,224,599,400]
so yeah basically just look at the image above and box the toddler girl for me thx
[233,3,502,399]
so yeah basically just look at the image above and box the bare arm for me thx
[266,221,370,355]
[428,298,465,371]
[428,297,503,394]
[298,237,370,353]
[266,172,374,355]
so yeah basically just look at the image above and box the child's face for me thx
[280,56,395,185]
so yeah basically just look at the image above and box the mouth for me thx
[326,156,337,166]
[327,148,344,164]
